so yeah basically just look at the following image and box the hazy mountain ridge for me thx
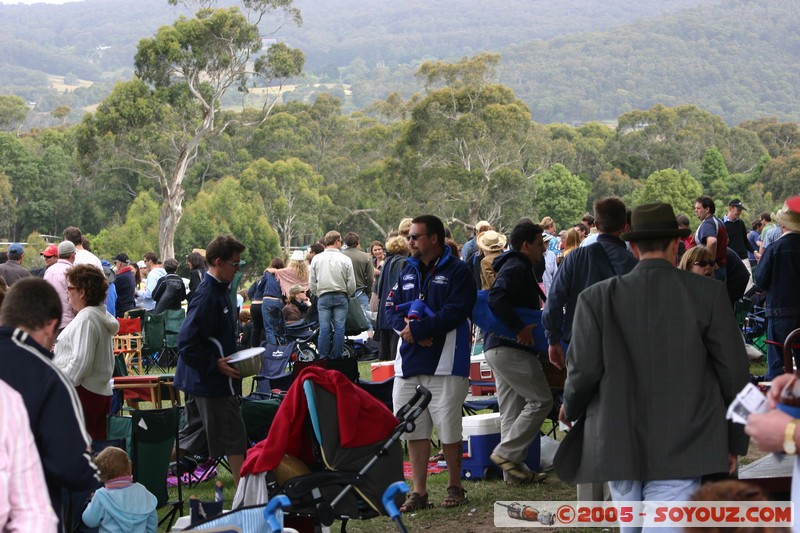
[499,0,800,124]
[4,0,798,126]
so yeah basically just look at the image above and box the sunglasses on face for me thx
[225,260,243,268]
[406,233,429,241]
[693,260,714,267]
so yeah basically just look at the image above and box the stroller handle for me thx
[395,385,432,424]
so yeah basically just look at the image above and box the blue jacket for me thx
[82,483,157,533]
[0,327,99,526]
[113,268,136,318]
[484,250,544,354]
[542,235,638,344]
[175,272,241,396]
[385,246,476,378]
[754,232,800,317]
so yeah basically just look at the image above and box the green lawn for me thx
[155,355,769,531]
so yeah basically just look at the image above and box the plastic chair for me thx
[107,407,184,531]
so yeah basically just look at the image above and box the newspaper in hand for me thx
[726,382,769,425]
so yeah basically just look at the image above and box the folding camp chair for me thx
[142,311,167,373]
[251,341,296,396]
[240,396,283,446]
[162,308,186,369]
[124,308,146,321]
[107,407,184,531]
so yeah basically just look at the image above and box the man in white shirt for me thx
[309,231,356,359]
[138,252,167,311]
[63,226,102,270]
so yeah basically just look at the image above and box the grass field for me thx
[153,355,770,532]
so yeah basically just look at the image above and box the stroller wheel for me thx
[341,343,355,359]
[298,347,317,362]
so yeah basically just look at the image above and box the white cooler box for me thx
[461,412,541,480]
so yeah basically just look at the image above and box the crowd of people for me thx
[0,192,799,531]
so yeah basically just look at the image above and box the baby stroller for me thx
[236,366,431,532]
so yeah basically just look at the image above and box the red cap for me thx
[41,244,59,257]
[786,195,800,214]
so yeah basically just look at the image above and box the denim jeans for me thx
[317,292,349,358]
[608,478,701,533]
[766,314,800,380]
[262,299,284,346]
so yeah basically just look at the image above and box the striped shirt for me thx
[0,379,58,532]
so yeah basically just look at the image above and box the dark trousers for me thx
[250,302,263,347]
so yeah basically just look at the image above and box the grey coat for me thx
[557,259,749,484]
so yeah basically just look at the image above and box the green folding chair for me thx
[108,407,184,531]
[142,311,167,373]
[162,308,186,369]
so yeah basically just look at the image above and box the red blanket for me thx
[241,366,399,475]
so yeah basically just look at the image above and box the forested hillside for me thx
[500,0,800,125]
[0,0,740,126]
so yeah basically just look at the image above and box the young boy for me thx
[82,447,157,533]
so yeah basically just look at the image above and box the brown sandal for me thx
[399,491,432,513]
[441,485,468,508]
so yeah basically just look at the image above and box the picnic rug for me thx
[403,460,448,479]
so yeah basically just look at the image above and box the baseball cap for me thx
[8,243,23,256]
[136,260,146,268]
[57,240,77,255]
[728,199,746,210]
[40,244,59,258]
[114,253,129,264]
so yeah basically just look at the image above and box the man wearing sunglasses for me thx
[386,215,476,512]
[174,235,249,488]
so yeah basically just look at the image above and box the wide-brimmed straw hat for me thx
[774,195,800,232]
[621,203,691,242]
[476,230,507,253]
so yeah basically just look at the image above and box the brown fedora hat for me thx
[622,203,691,242]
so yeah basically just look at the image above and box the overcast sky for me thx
[0,0,83,4]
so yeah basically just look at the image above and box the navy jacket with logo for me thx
[385,246,476,378]
[175,272,241,396]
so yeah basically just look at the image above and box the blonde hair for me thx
[678,245,714,271]
[540,216,555,229]
[289,258,308,283]
[95,447,131,481]
[385,235,409,256]
[397,218,413,236]
[564,228,582,250]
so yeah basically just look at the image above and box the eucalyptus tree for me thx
[78,0,304,259]
[399,53,547,232]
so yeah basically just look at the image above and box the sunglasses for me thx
[407,233,429,241]
[225,260,243,267]
[693,260,714,267]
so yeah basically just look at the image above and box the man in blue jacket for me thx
[0,278,99,532]
[386,215,476,512]
[175,235,248,487]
